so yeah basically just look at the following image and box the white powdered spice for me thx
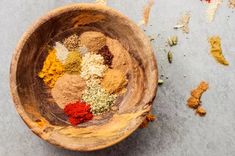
[54,42,69,63]
[79,45,89,56]
[80,53,108,80]
[82,79,117,115]
[207,0,222,22]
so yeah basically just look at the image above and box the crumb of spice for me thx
[64,101,93,126]
[158,79,164,85]
[187,81,209,116]
[38,49,64,88]
[209,36,229,66]
[176,12,191,33]
[97,46,113,66]
[229,0,235,8]
[63,34,80,51]
[196,106,207,116]
[139,114,156,128]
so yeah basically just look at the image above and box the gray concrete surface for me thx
[1,0,235,155]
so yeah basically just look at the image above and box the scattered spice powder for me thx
[209,36,229,66]
[80,53,108,80]
[176,12,191,33]
[64,51,82,74]
[63,34,80,51]
[139,114,156,128]
[206,0,222,22]
[54,42,69,63]
[101,69,128,94]
[141,0,155,26]
[187,81,209,116]
[51,74,86,109]
[82,79,117,115]
[79,31,106,52]
[196,106,207,116]
[38,49,64,88]
[229,0,235,8]
[97,46,113,66]
[64,101,93,126]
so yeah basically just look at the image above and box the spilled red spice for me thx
[64,101,93,126]
[201,0,211,3]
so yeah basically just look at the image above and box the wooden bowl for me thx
[10,3,158,151]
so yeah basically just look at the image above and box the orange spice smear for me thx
[187,81,209,116]
[139,114,156,128]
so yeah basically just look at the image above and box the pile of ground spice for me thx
[209,36,229,66]
[187,81,209,116]
[101,69,127,94]
[64,101,93,126]
[79,31,106,52]
[80,53,108,80]
[63,34,80,51]
[64,51,82,74]
[82,79,117,115]
[54,42,69,63]
[38,49,64,88]
[175,12,191,33]
[106,37,130,75]
[51,74,86,109]
[207,0,222,22]
[139,114,156,128]
[229,0,235,8]
[97,46,113,66]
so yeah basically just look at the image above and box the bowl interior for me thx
[11,4,157,151]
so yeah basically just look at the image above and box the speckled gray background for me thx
[1,0,235,156]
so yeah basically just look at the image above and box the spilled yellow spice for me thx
[209,36,229,66]
[38,49,65,88]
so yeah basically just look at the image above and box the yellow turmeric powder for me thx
[38,49,64,88]
[209,36,229,66]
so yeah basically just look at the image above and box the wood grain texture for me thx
[10,3,158,151]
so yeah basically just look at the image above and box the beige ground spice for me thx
[51,74,86,109]
[187,81,209,117]
[79,31,106,52]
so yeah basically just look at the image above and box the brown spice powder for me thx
[229,0,235,8]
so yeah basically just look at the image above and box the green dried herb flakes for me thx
[167,51,173,63]
[82,80,117,115]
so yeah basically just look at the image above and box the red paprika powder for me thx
[64,101,93,126]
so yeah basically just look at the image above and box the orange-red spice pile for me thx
[64,101,93,126]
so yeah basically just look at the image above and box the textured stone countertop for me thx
[1,0,235,155]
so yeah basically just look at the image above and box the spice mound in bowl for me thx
[10,4,157,151]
